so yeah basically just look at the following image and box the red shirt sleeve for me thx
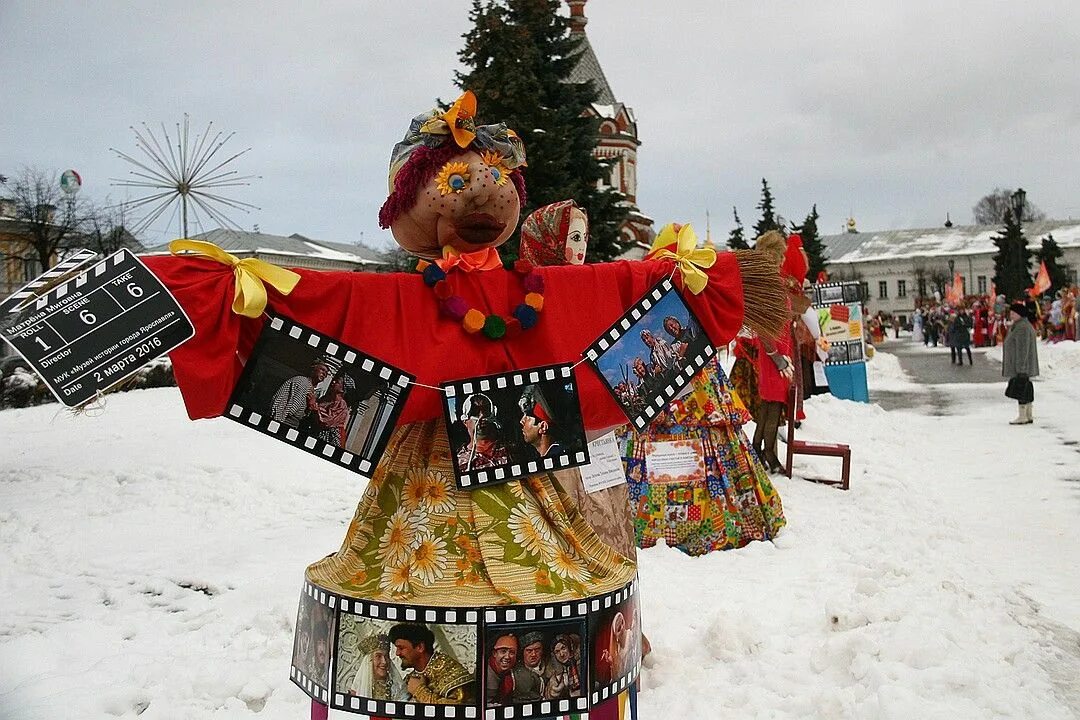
[145,253,746,431]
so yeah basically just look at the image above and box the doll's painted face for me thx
[391,150,521,258]
[563,207,588,265]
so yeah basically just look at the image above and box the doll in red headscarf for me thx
[613,224,786,556]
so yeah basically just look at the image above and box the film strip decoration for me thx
[291,665,330,706]
[810,281,867,366]
[293,577,639,719]
[226,314,413,480]
[441,363,590,489]
[0,248,98,316]
[584,278,717,431]
[810,280,862,309]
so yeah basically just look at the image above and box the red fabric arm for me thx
[145,252,746,431]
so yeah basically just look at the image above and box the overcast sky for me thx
[2,1,1078,251]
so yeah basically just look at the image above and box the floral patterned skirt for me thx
[306,418,637,605]
[729,355,762,422]
[616,361,785,556]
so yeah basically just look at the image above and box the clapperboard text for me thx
[0,250,195,407]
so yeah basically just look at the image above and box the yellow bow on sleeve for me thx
[644,223,717,294]
[168,239,301,318]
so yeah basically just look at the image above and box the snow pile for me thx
[984,340,1080,378]
[1,383,1079,719]
[864,349,923,392]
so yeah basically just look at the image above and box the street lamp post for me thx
[1011,188,1027,299]
[1012,188,1026,224]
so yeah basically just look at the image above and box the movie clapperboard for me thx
[0,249,194,407]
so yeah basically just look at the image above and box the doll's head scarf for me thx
[782,234,811,314]
[378,91,527,230]
[519,200,587,266]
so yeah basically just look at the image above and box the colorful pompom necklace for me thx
[419,259,544,340]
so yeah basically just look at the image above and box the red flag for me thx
[1029,260,1051,298]
[945,273,963,304]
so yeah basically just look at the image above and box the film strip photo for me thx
[441,363,589,489]
[584,278,716,431]
[825,339,866,366]
[226,315,413,480]
[295,576,637,718]
[483,619,588,718]
[812,281,862,308]
[330,601,482,718]
[291,584,338,704]
[587,580,642,708]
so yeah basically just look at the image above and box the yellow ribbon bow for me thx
[168,239,301,318]
[644,222,717,294]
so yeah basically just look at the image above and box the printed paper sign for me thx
[813,281,867,366]
[643,439,706,485]
[579,432,627,494]
[813,361,829,387]
[0,249,194,407]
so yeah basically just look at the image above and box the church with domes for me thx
[566,0,655,250]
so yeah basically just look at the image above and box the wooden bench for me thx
[783,384,851,490]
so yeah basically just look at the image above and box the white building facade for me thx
[821,220,1080,323]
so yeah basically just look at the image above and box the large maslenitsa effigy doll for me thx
[143,90,786,720]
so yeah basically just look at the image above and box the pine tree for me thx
[726,206,748,250]
[752,178,779,240]
[990,208,1032,300]
[456,0,629,263]
[794,204,826,281]
[1036,234,1070,295]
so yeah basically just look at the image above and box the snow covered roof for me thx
[142,228,386,265]
[821,220,1080,264]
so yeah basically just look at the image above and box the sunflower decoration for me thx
[480,150,510,187]
[435,160,471,195]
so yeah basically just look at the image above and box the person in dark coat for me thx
[949,310,973,365]
[1002,302,1040,425]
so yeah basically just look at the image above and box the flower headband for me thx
[386,90,527,194]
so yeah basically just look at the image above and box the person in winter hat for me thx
[1002,302,1039,425]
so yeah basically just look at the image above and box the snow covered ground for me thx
[2,343,1079,719]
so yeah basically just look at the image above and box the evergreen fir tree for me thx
[990,208,1032,300]
[1036,234,1070,295]
[752,178,779,240]
[726,206,749,250]
[793,204,826,281]
[456,0,629,263]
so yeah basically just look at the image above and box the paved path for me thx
[871,338,1002,412]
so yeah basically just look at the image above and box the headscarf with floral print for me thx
[518,200,587,267]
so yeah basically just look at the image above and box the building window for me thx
[1068,269,1078,286]
[860,281,869,301]
[22,257,42,282]
[977,275,987,294]
[878,280,888,299]
[897,279,907,298]
[917,278,927,299]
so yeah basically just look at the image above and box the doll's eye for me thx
[435,161,471,195]
[490,167,501,182]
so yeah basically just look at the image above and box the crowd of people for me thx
[905,286,1079,353]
